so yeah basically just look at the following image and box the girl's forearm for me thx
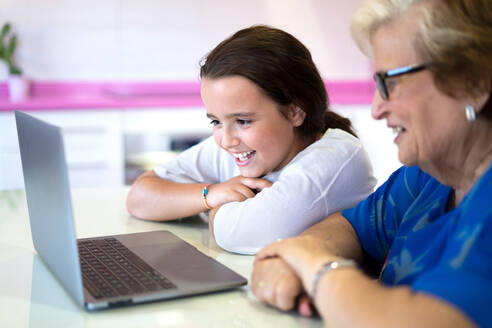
[126,173,207,221]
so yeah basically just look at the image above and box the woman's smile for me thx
[390,125,406,143]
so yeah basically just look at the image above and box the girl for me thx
[126,25,376,254]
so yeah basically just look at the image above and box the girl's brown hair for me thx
[200,25,356,138]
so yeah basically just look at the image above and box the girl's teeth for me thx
[234,151,254,161]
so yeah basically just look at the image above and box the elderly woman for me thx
[251,0,492,327]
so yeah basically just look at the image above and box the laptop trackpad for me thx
[115,230,244,290]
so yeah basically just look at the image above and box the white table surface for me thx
[0,188,322,327]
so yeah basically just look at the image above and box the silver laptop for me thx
[15,110,247,311]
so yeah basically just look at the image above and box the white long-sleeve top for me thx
[154,128,376,254]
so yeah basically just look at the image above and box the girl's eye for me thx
[237,119,251,126]
[209,119,220,126]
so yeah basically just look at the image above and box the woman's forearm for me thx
[302,212,364,263]
[314,268,474,328]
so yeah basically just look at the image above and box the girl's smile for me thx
[231,151,256,166]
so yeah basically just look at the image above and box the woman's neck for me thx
[428,120,492,207]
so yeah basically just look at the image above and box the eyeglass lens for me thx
[374,73,388,100]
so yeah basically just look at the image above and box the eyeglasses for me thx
[374,63,428,100]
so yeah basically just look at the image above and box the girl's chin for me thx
[239,168,263,178]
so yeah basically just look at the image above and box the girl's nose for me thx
[220,126,240,148]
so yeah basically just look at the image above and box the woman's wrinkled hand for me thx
[255,236,341,293]
[252,257,317,316]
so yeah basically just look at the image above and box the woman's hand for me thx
[251,257,315,316]
[206,176,272,208]
[255,236,342,294]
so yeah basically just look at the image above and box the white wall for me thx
[0,0,369,81]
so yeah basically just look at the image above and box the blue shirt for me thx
[342,165,492,327]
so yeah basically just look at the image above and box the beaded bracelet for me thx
[310,259,357,303]
[202,184,212,210]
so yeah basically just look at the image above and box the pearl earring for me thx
[465,105,476,122]
[295,119,302,126]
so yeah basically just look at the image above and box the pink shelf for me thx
[325,81,374,106]
[0,80,374,111]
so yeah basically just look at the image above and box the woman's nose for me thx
[371,90,388,120]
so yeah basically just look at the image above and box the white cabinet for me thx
[0,108,211,190]
[121,108,211,184]
[0,110,124,189]
[122,108,210,135]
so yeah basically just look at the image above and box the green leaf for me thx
[0,23,22,75]
[0,47,7,62]
[8,35,17,54]
[1,23,10,38]
[10,64,22,75]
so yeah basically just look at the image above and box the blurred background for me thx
[0,0,401,190]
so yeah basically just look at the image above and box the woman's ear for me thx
[289,105,307,127]
[473,89,491,115]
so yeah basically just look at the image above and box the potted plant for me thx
[0,22,30,101]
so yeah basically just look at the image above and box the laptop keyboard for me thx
[78,237,177,299]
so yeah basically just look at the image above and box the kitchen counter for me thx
[0,80,374,111]
[0,81,204,111]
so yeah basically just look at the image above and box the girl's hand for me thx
[206,176,272,238]
[206,176,272,208]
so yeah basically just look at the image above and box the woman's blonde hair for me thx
[351,0,492,119]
